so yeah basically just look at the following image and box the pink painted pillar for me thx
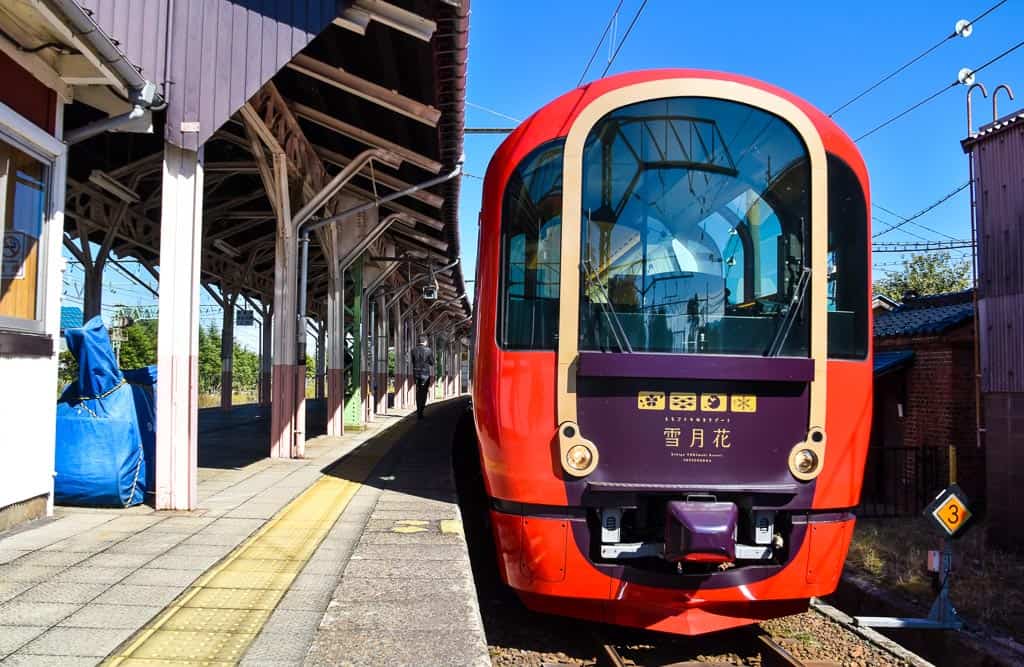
[258,305,272,406]
[269,151,303,458]
[154,143,204,510]
[220,293,237,409]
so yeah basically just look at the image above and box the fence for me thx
[857,446,949,518]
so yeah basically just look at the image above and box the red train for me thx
[471,69,872,635]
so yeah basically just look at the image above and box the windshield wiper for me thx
[582,259,633,353]
[766,266,811,357]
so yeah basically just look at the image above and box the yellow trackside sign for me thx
[925,484,973,538]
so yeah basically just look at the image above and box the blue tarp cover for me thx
[55,316,156,507]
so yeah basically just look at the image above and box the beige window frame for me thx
[554,79,830,480]
[0,100,63,335]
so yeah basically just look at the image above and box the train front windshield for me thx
[579,97,811,357]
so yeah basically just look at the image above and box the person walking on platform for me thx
[411,335,435,420]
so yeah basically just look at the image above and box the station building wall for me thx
[872,325,985,504]
[971,113,1024,552]
[0,51,67,531]
[874,328,974,449]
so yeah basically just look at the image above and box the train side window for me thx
[499,140,564,350]
[827,154,868,359]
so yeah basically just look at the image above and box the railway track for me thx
[590,628,804,667]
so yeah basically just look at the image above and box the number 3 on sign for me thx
[930,490,971,536]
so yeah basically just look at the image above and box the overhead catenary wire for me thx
[600,0,649,78]
[854,37,1024,143]
[872,216,930,242]
[873,202,961,240]
[872,182,970,237]
[466,102,522,124]
[578,0,625,86]
[829,0,1008,117]
[873,240,974,252]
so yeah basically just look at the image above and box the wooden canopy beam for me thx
[288,54,440,127]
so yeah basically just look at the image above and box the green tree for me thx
[232,344,259,392]
[197,325,222,393]
[58,349,77,393]
[874,252,970,301]
[117,311,158,370]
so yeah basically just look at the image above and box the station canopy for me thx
[46,0,471,324]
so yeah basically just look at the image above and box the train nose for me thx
[663,501,738,563]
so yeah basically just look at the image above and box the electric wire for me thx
[578,0,625,86]
[600,0,649,78]
[872,182,971,238]
[855,37,1024,143]
[872,216,929,242]
[466,102,522,124]
[0,27,76,54]
[873,202,961,240]
[829,0,1008,117]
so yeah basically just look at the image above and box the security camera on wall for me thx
[422,284,438,300]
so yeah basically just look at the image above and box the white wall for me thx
[0,102,65,515]
[0,354,59,510]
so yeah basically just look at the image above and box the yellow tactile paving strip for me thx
[105,435,396,665]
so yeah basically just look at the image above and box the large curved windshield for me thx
[579,97,811,356]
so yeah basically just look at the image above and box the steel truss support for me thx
[154,143,204,511]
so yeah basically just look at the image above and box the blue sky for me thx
[68,0,1023,351]
[458,0,1024,290]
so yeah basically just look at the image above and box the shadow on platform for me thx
[197,398,327,469]
[318,397,472,506]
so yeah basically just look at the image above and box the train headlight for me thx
[566,444,594,472]
[793,448,819,475]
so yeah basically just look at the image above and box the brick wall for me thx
[874,323,984,503]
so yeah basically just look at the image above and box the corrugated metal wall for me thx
[975,118,1024,393]
[80,0,342,151]
[78,0,170,92]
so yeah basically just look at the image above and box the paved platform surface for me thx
[303,398,488,667]
[0,397,487,666]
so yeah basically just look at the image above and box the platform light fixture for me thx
[88,170,140,204]
[212,239,241,258]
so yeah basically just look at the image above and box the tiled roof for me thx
[874,349,914,375]
[60,306,83,331]
[874,290,974,337]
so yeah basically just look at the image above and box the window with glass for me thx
[826,154,868,359]
[498,140,564,350]
[579,97,811,356]
[1,140,48,326]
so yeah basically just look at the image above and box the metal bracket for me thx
[855,537,963,630]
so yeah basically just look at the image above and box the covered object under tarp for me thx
[55,316,156,507]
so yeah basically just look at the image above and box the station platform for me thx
[0,398,488,666]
